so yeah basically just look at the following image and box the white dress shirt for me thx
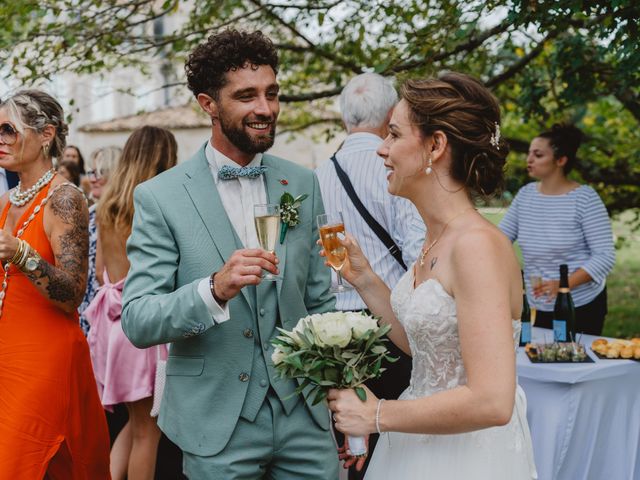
[315,132,426,310]
[196,141,267,324]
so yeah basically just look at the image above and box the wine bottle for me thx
[519,271,531,347]
[553,264,576,342]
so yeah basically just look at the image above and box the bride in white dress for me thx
[326,72,537,479]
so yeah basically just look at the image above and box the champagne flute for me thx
[317,212,353,293]
[254,203,281,281]
[529,268,542,327]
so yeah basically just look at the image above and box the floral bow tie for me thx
[218,165,267,180]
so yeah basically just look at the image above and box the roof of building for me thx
[78,104,210,132]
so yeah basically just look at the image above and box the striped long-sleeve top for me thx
[315,132,426,310]
[499,182,615,310]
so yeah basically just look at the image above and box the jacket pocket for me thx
[166,356,205,376]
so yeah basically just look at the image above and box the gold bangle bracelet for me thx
[16,243,31,269]
[9,239,25,265]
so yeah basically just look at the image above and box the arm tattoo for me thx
[24,186,89,307]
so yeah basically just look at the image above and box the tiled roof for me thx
[78,104,210,132]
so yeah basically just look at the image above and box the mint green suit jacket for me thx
[121,144,335,456]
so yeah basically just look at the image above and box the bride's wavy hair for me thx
[400,72,508,198]
[97,126,177,235]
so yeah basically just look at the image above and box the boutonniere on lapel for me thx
[279,192,309,244]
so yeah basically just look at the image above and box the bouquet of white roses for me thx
[271,311,396,456]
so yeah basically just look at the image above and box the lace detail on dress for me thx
[389,269,526,451]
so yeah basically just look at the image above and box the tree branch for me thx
[280,86,343,102]
[248,0,363,74]
[389,19,513,74]
[486,33,555,88]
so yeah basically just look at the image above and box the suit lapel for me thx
[260,155,289,299]
[183,146,254,311]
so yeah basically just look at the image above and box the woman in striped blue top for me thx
[500,124,615,335]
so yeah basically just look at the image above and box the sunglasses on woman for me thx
[0,122,18,146]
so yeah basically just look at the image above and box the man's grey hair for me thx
[339,73,398,132]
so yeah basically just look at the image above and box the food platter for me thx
[590,338,640,361]
[524,342,593,363]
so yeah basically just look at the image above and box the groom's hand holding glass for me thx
[209,249,279,303]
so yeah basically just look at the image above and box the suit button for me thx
[259,308,265,316]
[260,380,267,387]
[239,373,250,382]
[243,328,254,338]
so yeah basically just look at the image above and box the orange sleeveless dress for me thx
[0,184,110,479]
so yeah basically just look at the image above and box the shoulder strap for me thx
[330,154,407,270]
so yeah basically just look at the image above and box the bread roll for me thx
[621,346,633,359]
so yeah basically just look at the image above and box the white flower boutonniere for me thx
[279,192,309,244]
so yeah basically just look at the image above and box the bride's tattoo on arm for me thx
[24,187,89,308]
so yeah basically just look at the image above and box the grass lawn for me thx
[481,208,640,339]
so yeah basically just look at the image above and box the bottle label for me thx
[553,319,567,342]
[521,323,531,344]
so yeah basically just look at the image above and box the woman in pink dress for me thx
[86,126,177,480]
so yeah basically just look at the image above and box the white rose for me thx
[347,312,379,339]
[271,348,286,365]
[289,317,311,346]
[311,312,352,348]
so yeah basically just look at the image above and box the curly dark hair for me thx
[185,29,279,100]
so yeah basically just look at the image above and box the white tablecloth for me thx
[517,327,640,480]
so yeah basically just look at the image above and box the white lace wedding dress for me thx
[365,270,537,479]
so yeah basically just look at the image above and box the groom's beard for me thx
[218,109,277,155]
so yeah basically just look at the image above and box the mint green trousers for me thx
[183,392,339,479]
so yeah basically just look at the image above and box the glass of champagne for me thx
[529,269,542,327]
[317,212,353,293]
[254,203,281,281]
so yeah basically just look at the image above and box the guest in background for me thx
[85,126,177,480]
[0,167,19,195]
[0,89,110,477]
[315,72,424,479]
[63,144,86,173]
[58,158,81,186]
[63,144,92,197]
[499,124,615,335]
[78,145,122,335]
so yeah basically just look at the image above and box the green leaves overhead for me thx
[2,0,638,215]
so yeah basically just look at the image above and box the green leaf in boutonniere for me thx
[280,192,309,244]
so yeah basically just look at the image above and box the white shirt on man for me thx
[315,132,425,310]
[195,141,267,324]
[0,168,9,196]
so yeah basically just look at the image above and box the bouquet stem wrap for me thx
[348,435,367,457]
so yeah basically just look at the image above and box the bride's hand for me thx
[327,386,378,437]
[317,233,374,289]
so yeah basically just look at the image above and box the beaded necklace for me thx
[9,168,56,207]
[0,182,84,317]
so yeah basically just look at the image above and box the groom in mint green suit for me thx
[121,29,339,479]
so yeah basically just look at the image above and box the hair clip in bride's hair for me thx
[490,122,501,150]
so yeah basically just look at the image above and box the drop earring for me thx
[42,143,50,158]
[425,156,433,175]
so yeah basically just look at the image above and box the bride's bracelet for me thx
[375,398,386,434]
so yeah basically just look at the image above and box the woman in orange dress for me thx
[0,90,110,478]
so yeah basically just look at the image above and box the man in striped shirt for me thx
[315,72,425,479]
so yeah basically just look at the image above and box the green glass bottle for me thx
[553,264,576,342]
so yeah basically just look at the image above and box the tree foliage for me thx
[1,0,639,214]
